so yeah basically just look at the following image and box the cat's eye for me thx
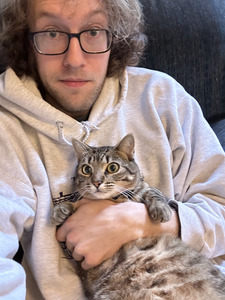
[82,164,92,175]
[107,163,120,174]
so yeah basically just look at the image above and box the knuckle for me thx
[74,244,84,256]
[85,255,102,268]
[66,232,75,244]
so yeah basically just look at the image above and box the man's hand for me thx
[56,198,180,270]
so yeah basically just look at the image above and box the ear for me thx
[115,134,135,161]
[71,138,90,160]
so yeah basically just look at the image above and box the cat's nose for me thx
[93,181,102,188]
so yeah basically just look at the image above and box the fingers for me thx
[66,246,98,270]
[56,198,95,242]
[65,241,103,270]
[55,199,120,270]
[56,214,77,242]
[72,249,84,262]
[80,254,102,270]
[56,223,68,242]
[63,236,84,262]
[81,260,92,270]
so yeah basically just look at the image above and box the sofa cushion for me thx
[139,0,225,123]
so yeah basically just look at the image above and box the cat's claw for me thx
[51,202,75,226]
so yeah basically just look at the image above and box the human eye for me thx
[86,29,102,38]
[89,29,99,37]
[45,30,63,39]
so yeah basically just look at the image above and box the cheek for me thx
[35,54,61,76]
[75,175,89,187]
[92,52,110,77]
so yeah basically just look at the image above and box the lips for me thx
[60,78,89,88]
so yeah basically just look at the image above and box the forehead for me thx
[29,0,106,23]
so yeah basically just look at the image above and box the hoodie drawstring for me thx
[81,121,99,142]
[56,121,99,144]
[56,121,72,145]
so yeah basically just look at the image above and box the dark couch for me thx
[139,0,225,150]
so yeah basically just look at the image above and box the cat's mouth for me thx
[83,182,136,200]
[84,189,115,200]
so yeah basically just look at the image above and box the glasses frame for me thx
[29,29,113,55]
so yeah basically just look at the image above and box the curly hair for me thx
[0,0,35,78]
[0,0,147,79]
[102,0,147,77]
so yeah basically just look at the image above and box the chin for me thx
[85,191,114,200]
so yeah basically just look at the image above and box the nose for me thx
[63,37,86,68]
[93,181,102,189]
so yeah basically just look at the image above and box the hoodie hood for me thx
[0,68,126,144]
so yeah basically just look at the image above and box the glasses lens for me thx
[80,29,112,53]
[33,31,68,55]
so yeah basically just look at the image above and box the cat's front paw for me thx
[148,200,172,223]
[143,187,172,223]
[51,202,75,226]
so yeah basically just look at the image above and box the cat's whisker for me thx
[114,185,143,202]
[125,188,145,201]
[74,186,90,199]
[123,191,140,202]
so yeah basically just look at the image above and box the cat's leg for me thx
[142,187,172,223]
[51,202,75,226]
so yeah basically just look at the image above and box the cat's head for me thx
[72,134,142,200]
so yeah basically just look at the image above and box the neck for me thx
[41,89,91,121]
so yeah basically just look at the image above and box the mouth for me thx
[60,78,89,88]
[84,190,112,200]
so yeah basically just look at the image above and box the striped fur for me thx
[52,134,225,299]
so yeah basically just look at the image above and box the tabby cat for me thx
[52,134,225,300]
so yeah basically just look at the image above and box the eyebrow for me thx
[36,9,107,22]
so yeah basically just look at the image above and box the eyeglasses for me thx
[29,29,113,55]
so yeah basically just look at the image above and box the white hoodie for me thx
[0,67,224,300]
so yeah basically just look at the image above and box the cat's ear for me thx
[115,134,135,161]
[71,138,89,159]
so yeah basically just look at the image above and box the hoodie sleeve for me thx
[0,180,36,299]
[168,90,225,261]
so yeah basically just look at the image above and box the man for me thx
[0,0,225,299]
